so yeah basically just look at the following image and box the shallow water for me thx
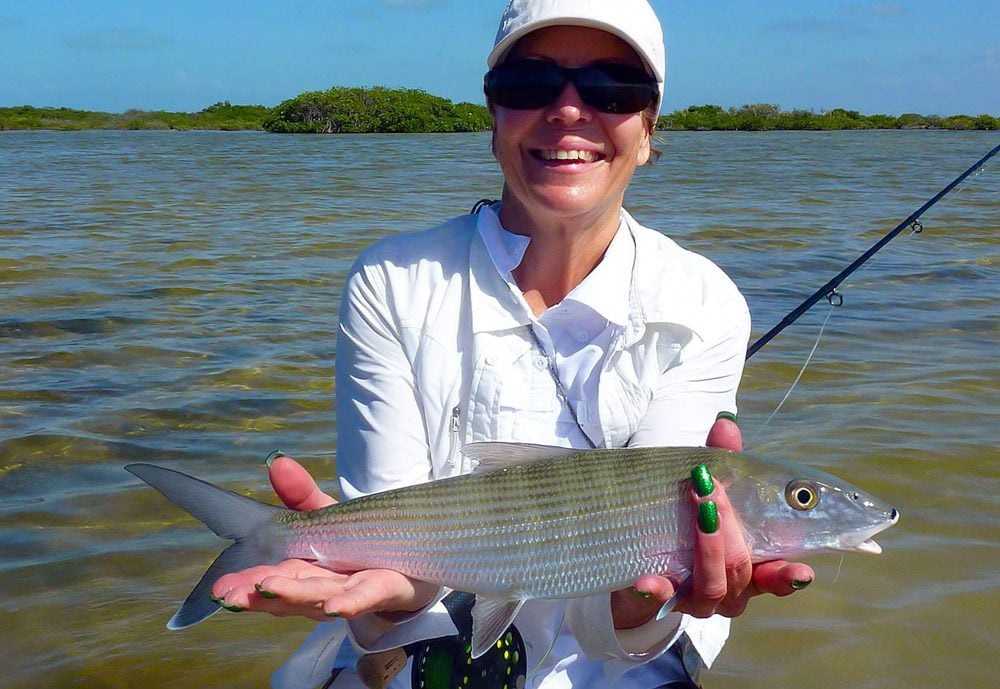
[0,129,997,688]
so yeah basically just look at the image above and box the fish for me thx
[125,442,898,658]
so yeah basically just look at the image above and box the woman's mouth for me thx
[532,149,603,163]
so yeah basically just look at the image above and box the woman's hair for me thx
[642,103,662,165]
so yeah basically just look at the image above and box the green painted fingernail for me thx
[691,464,714,497]
[324,610,341,618]
[716,411,737,423]
[699,501,719,534]
[222,603,243,613]
[791,578,813,590]
[210,595,223,605]
[264,450,285,467]
[631,587,653,599]
[255,583,279,599]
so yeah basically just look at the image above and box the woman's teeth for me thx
[537,149,598,162]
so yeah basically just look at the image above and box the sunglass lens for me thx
[577,64,657,114]
[485,61,657,114]
[485,62,562,110]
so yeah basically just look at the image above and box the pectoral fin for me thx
[470,597,525,658]
[655,576,692,621]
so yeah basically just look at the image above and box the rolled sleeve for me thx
[567,593,684,661]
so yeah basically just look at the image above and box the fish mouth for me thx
[855,539,883,555]
[841,508,899,555]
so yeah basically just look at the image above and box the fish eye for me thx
[785,480,820,511]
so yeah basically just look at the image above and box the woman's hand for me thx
[210,455,438,620]
[611,415,816,628]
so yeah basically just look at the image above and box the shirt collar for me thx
[469,205,710,342]
[469,206,533,334]
[477,204,531,280]
[476,205,632,326]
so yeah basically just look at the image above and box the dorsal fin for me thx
[462,442,578,474]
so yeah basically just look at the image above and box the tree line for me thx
[0,88,995,132]
[0,102,271,131]
[659,104,998,131]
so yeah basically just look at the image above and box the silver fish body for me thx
[127,443,898,656]
[275,444,895,598]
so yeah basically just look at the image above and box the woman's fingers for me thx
[749,559,816,597]
[676,466,754,619]
[679,480,747,617]
[267,454,336,511]
[211,560,438,621]
[325,569,440,618]
[705,413,742,452]
[212,559,335,612]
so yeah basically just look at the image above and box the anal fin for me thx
[470,597,525,659]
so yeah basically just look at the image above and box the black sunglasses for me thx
[484,59,658,114]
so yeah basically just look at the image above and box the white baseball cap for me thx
[487,0,666,113]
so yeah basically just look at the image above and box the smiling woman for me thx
[487,25,658,313]
[203,1,814,688]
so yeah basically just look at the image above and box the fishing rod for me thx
[746,142,1000,360]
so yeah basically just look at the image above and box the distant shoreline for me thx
[2,89,997,133]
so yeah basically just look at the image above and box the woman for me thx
[214,1,814,686]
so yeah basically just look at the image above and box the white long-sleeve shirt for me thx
[276,205,750,689]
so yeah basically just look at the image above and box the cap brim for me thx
[486,17,664,113]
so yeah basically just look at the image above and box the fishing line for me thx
[745,304,836,449]
[745,142,1000,360]
[831,554,845,585]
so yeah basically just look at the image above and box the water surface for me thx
[1,130,997,688]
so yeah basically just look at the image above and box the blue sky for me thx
[1,0,997,115]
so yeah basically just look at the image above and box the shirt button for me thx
[485,354,496,365]
[576,331,589,343]
[534,356,548,370]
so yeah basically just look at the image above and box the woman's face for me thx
[492,25,653,233]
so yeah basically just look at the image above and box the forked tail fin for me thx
[125,463,283,629]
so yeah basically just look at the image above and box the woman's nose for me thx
[545,82,592,124]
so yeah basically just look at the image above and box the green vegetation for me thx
[262,86,491,133]
[1,90,996,133]
[658,104,999,131]
[0,102,271,131]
